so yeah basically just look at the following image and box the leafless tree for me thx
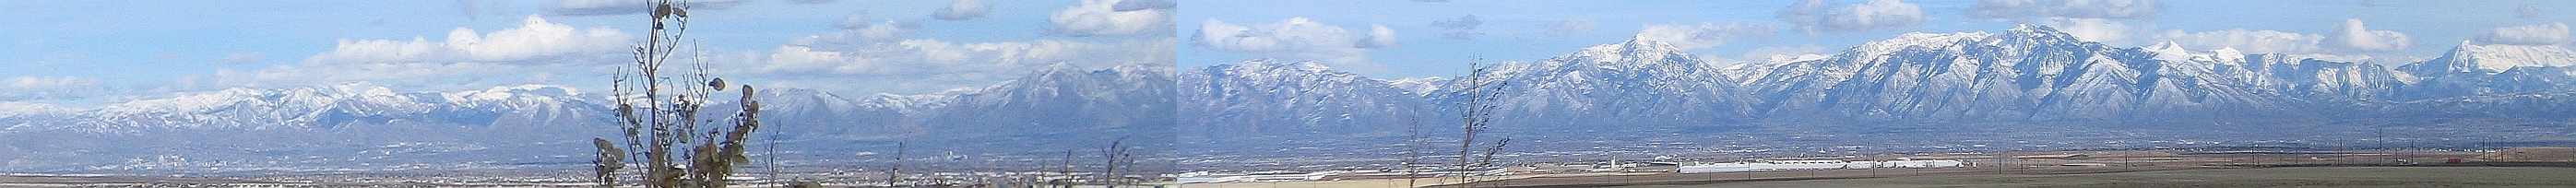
[1451,56,1511,186]
[592,0,765,187]
[1101,136,1138,187]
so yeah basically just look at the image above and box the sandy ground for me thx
[1181,148,2576,188]
[1181,166,2576,188]
[1615,167,2576,188]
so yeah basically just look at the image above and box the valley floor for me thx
[1181,148,2576,188]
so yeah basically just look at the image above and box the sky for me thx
[1179,0,2576,78]
[7,0,2573,109]
[0,0,1174,108]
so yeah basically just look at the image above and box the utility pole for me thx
[890,140,906,187]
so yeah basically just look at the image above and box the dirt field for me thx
[1612,167,2576,188]
[1182,148,2576,188]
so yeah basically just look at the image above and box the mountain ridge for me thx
[1182,24,2576,139]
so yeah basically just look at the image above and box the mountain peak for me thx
[1225,58,1339,74]
[2427,41,2576,74]
[2145,41,2194,61]
[1555,38,1696,69]
[2007,24,2056,34]
[1589,38,1688,54]
[2000,24,2083,44]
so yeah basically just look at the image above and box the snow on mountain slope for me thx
[1442,39,1756,129]
[0,65,1177,172]
[1180,59,1422,139]
[1383,76,1447,96]
[2397,42,2576,100]
[2410,41,2576,74]
[1733,24,2300,123]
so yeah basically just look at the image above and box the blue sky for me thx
[1181,0,2576,78]
[0,0,1174,108]
[6,0,2572,109]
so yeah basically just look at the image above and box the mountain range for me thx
[1180,24,2576,145]
[0,65,1175,173]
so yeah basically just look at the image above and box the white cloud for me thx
[189,16,635,93]
[1360,24,1401,48]
[837,11,873,29]
[1430,15,1484,40]
[2040,18,2131,44]
[305,16,633,65]
[2,76,103,100]
[760,38,1177,94]
[1632,22,1777,50]
[2475,22,2570,45]
[544,0,749,16]
[1545,18,1598,38]
[1050,0,1174,37]
[823,12,922,43]
[933,0,991,20]
[1777,0,1927,34]
[1967,0,2161,19]
[2151,29,2322,54]
[2323,18,2412,53]
[184,61,550,92]
[1192,18,1389,70]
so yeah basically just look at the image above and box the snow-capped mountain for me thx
[1383,76,1449,96]
[1735,24,2305,123]
[2396,42,2576,100]
[1179,59,1423,139]
[28,83,613,133]
[1438,39,1757,129]
[1181,24,2576,141]
[0,83,621,172]
[0,65,1178,172]
[937,64,1174,137]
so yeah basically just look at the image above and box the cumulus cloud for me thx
[1777,0,1926,34]
[2,76,104,100]
[544,0,749,16]
[1359,24,1401,48]
[2150,29,2323,54]
[1051,0,1174,37]
[1193,18,1395,70]
[933,0,991,20]
[760,38,1177,94]
[203,16,635,92]
[181,61,557,92]
[2475,22,2570,45]
[2322,18,2412,53]
[836,11,873,29]
[1430,15,1484,40]
[2040,18,2132,44]
[809,12,927,46]
[306,16,632,65]
[1632,22,1777,50]
[1966,0,2161,19]
[1545,18,1598,38]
